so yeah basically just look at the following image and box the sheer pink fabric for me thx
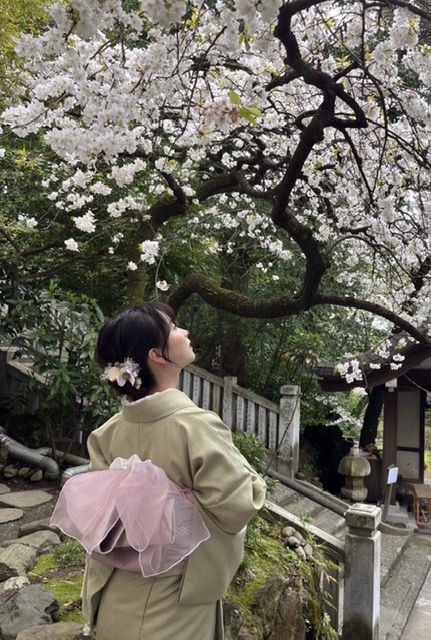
[50,456,210,577]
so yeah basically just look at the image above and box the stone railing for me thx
[1,350,300,473]
[179,363,300,477]
[267,500,381,640]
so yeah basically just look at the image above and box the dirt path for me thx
[0,476,60,544]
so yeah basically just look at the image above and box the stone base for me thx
[340,487,368,502]
[385,504,409,526]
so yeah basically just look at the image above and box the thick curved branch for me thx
[409,255,431,293]
[382,1,431,22]
[168,273,306,316]
[314,292,431,345]
[274,2,367,128]
[272,95,335,225]
[265,70,301,91]
[195,172,241,201]
[20,239,64,258]
[144,171,243,230]
[160,171,187,204]
[269,2,371,305]
[168,273,431,346]
[0,228,21,253]
[271,96,334,303]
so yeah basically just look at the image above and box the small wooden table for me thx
[413,484,431,526]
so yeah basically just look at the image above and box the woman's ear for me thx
[148,348,165,364]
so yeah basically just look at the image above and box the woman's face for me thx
[166,321,196,368]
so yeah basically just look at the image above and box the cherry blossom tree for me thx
[2,0,431,371]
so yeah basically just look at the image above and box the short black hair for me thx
[95,301,175,400]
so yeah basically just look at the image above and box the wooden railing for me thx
[180,364,280,445]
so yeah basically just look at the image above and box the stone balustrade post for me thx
[277,385,300,478]
[342,504,381,640]
[222,376,237,428]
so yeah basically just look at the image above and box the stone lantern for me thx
[338,444,371,502]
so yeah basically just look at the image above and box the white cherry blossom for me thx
[73,212,96,233]
[64,238,79,251]
[156,280,170,292]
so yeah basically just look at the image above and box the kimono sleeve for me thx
[187,415,267,534]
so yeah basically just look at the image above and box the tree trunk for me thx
[359,385,385,448]
[196,246,251,386]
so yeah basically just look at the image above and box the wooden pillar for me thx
[420,390,425,482]
[382,390,397,497]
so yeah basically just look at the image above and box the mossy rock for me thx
[28,539,85,624]
[27,520,336,638]
[224,515,336,639]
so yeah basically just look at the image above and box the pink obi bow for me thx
[50,456,210,577]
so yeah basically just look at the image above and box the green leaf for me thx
[245,105,261,116]
[239,105,262,124]
[228,90,241,106]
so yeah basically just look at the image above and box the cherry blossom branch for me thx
[379,1,431,22]
[314,291,431,344]
[21,239,64,258]
[0,228,21,253]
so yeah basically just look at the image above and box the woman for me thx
[75,302,266,639]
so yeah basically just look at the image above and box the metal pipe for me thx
[35,447,89,467]
[61,463,89,484]
[0,434,59,480]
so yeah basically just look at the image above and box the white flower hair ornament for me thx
[103,358,142,390]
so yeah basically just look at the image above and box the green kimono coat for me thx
[81,389,267,637]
